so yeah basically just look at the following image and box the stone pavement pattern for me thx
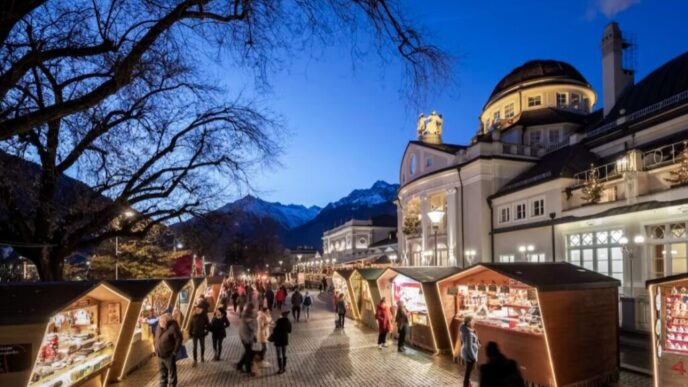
[119,291,651,387]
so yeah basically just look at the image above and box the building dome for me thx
[486,60,589,107]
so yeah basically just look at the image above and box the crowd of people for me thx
[152,274,527,387]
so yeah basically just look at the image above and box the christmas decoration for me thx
[402,210,422,236]
[581,163,603,204]
[665,141,688,185]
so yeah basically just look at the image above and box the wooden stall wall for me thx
[110,301,144,381]
[539,287,619,386]
[438,281,460,357]
[365,279,382,330]
[0,323,45,387]
[422,283,451,354]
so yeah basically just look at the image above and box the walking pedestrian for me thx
[479,341,525,387]
[272,310,292,374]
[376,297,392,349]
[395,300,409,352]
[237,303,257,375]
[232,289,239,312]
[266,286,275,310]
[154,313,182,387]
[275,286,286,310]
[188,306,210,366]
[196,294,210,315]
[291,288,303,322]
[209,309,230,361]
[335,293,346,329]
[302,291,313,321]
[460,315,480,387]
[257,305,273,367]
[238,292,247,315]
[321,277,328,293]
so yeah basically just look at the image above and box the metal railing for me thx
[500,142,540,157]
[587,89,688,138]
[643,139,688,170]
[571,161,621,187]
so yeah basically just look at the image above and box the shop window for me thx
[499,254,515,263]
[499,206,510,224]
[645,222,688,277]
[527,95,541,107]
[556,92,568,108]
[566,229,625,286]
[531,198,544,217]
[504,103,515,119]
[527,253,545,263]
[515,203,527,220]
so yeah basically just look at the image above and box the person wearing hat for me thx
[272,309,292,374]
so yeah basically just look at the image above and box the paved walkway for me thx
[118,291,651,387]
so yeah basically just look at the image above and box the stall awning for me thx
[107,279,163,302]
[0,281,98,325]
[356,268,385,281]
[334,269,355,280]
[477,262,620,291]
[646,272,688,286]
[392,267,463,284]
[165,278,192,293]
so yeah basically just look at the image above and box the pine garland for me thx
[665,141,688,185]
[402,210,421,236]
[581,163,603,204]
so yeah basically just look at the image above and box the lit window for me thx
[527,253,545,263]
[493,111,501,122]
[529,130,541,146]
[566,229,626,286]
[548,129,560,145]
[527,96,542,107]
[499,207,510,224]
[504,103,515,119]
[568,234,580,247]
[570,93,581,109]
[499,254,515,263]
[531,198,544,217]
[515,203,526,220]
[556,92,568,108]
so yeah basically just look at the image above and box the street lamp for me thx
[115,209,136,280]
[619,235,645,297]
[428,209,445,266]
[464,249,476,266]
[518,245,527,261]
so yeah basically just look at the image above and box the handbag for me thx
[175,345,188,360]
[268,332,275,342]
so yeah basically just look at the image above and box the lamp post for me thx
[619,235,645,297]
[464,249,476,266]
[297,254,303,272]
[115,209,135,280]
[428,209,445,266]
[518,245,526,261]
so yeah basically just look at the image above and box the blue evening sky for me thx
[211,0,688,207]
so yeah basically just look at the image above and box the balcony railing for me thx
[643,139,688,170]
[571,161,621,187]
[500,142,540,157]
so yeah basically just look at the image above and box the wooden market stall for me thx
[377,267,462,353]
[351,268,385,330]
[437,263,620,387]
[204,276,224,312]
[646,272,688,387]
[165,278,194,328]
[107,279,172,382]
[184,278,207,331]
[0,281,130,387]
[333,269,359,320]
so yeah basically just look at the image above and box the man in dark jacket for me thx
[272,310,292,374]
[196,294,210,314]
[479,341,526,387]
[154,314,182,387]
[265,287,275,310]
[188,306,210,366]
[209,309,230,360]
[291,289,303,322]
[395,300,409,352]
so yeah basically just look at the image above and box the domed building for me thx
[396,22,688,332]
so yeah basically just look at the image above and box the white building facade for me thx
[322,219,396,264]
[396,22,688,330]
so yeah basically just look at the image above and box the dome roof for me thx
[487,60,589,106]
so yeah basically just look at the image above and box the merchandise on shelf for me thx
[136,285,172,342]
[664,286,688,355]
[392,275,428,322]
[30,301,116,387]
[454,284,543,335]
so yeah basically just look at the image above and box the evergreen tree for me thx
[665,142,688,185]
[581,164,603,204]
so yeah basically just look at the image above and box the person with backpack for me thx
[479,341,526,387]
[291,289,303,322]
[335,293,346,329]
[209,309,230,361]
[302,291,313,321]
[188,306,210,366]
[272,310,292,374]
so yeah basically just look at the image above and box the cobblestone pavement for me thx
[118,291,651,387]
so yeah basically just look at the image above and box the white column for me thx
[395,200,405,265]
[421,194,429,266]
[446,188,457,267]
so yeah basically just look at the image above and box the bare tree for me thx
[0,0,449,280]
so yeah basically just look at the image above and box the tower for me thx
[416,111,443,144]
[601,22,635,116]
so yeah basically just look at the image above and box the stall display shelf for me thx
[664,288,688,355]
[31,345,113,387]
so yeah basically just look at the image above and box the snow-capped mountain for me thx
[218,195,321,229]
[327,180,398,209]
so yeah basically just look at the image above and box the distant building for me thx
[396,22,688,331]
[284,247,318,271]
[322,218,397,266]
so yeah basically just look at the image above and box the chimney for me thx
[601,22,634,116]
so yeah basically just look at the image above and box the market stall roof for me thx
[356,268,385,281]
[192,277,205,287]
[206,276,224,285]
[646,272,688,286]
[165,278,192,292]
[334,269,355,280]
[107,279,164,302]
[392,267,463,284]
[472,263,620,291]
[0,281,99,325]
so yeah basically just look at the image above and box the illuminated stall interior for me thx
[351,268,385,330]
[438,263,620,387]
[333,269,359,319]
[107,279,171,381]
[0,281,130,387]
[205,276,224,312]
[377,267,461,353]
[165,278,194,328]
[647,273,688,387]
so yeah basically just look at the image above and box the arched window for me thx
[409,154,417,175]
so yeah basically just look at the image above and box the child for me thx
[209,309,230,361]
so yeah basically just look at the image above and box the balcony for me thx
[643,139,687,170]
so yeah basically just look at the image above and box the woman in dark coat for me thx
[187,306,210,366]
[272,310,292,374]
[209,309,230,361]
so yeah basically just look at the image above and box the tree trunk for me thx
[30,247,64,281]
